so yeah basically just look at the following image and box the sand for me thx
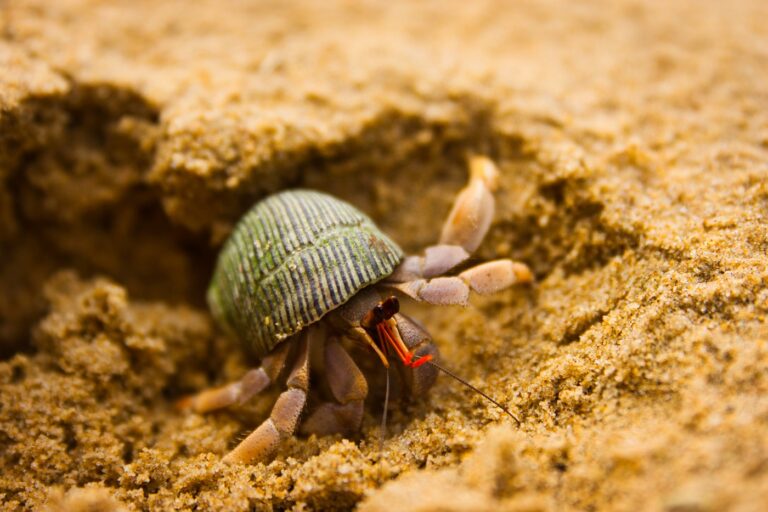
[1,0,767,510]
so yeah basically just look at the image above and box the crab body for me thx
[181,157,534,464]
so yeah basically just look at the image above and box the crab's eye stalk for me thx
[363,297,401,329]
[380,296,399,319]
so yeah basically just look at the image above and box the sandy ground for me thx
[1,0,768,510]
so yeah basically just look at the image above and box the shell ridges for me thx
[208,190,404,355]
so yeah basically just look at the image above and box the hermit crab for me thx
[179,156,532,464]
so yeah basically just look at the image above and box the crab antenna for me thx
[426,360,521,426]
[380,366,391,451]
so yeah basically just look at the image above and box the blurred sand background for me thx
[1,0,767,510]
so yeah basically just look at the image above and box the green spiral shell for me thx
[207,189,404,356]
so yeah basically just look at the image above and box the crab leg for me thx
[459,259,533,294]
[387,156,499,284]
[387,244,470,282]
[387,155,532,291]
[176,340,292,414]
[223,328,313,464]
[387,259,533,306]
[439,155,500,254]
[301,339,369,436]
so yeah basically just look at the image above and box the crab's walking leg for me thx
[387,260,533,306]
[439,155,500,254]
[176,340,292,414]
[301,339,369,436]
[223,329,313,464]
[386,156,533,295]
